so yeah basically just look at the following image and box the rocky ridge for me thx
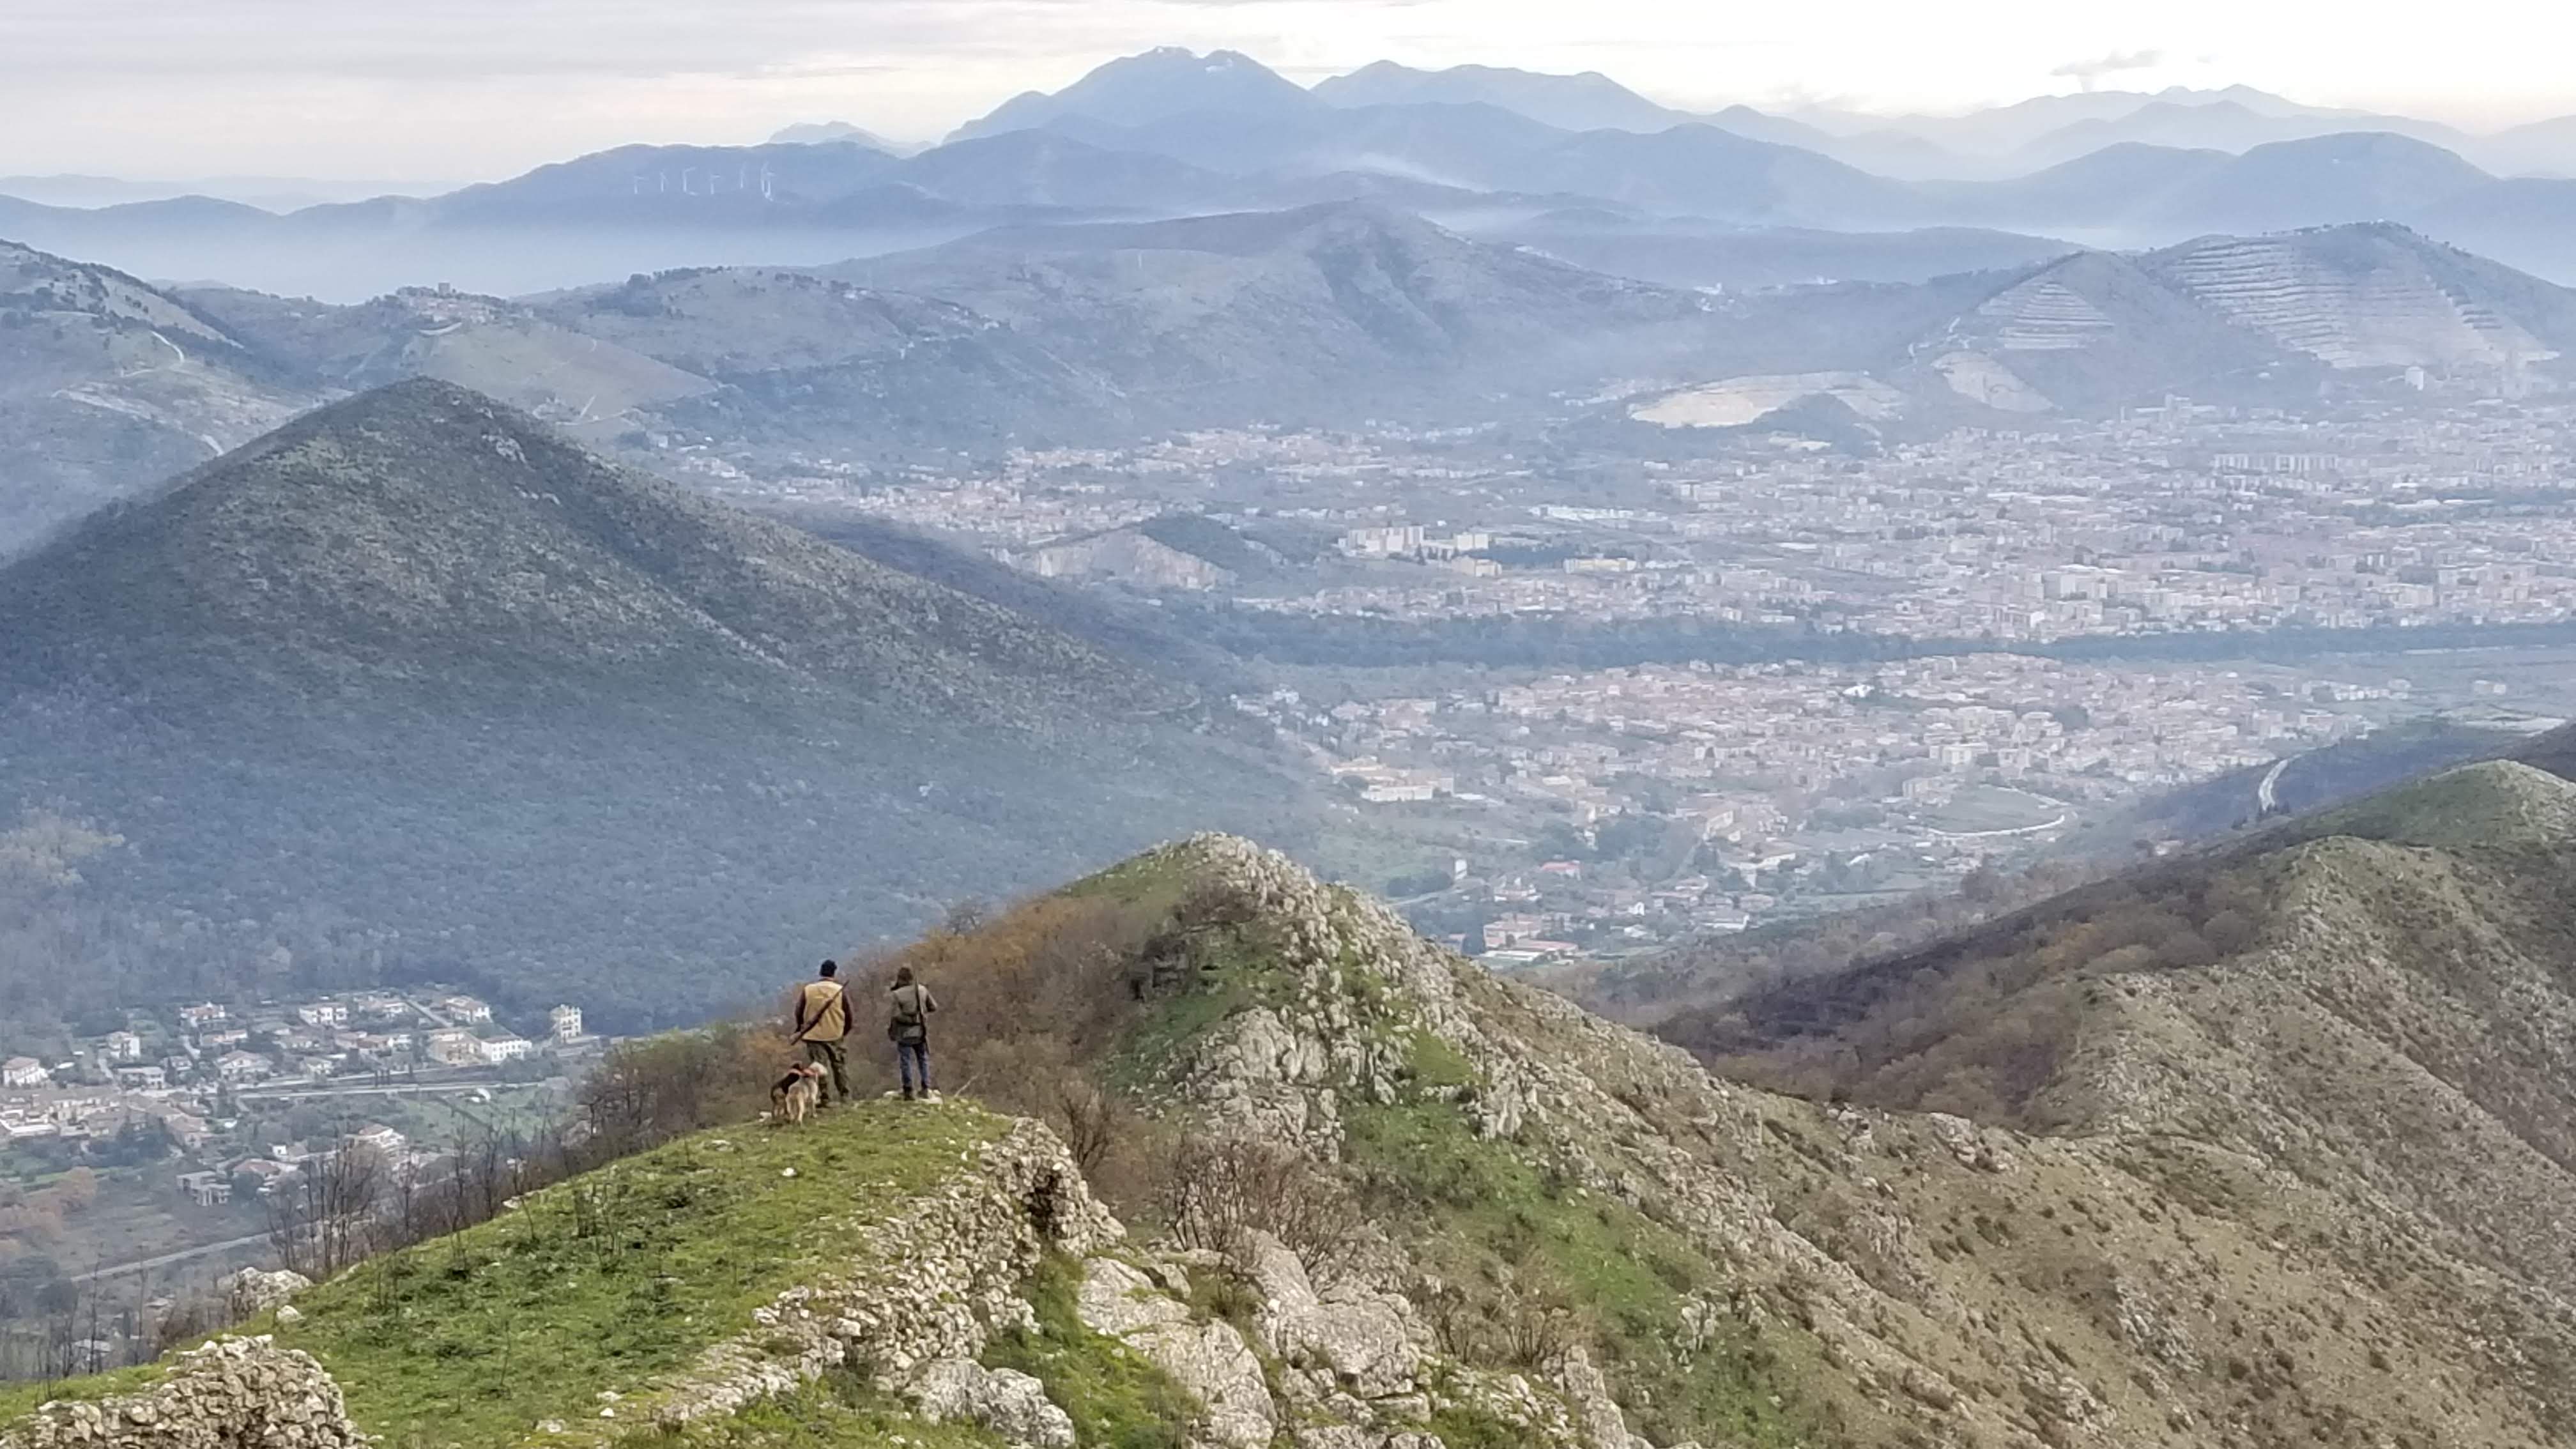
[1100,831,2576,1446]
[16,811,2576,1446]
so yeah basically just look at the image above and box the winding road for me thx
[72,1232,268,1284]
[2257,756,2291,815]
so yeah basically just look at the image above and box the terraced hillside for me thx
[1900,248,2290,411]
[1682,222,2576,422]
[2144,224,2576,371]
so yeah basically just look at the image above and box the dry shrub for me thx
[1416,1269,1585,1371]
[578,1021,776,1154]
[847,893,1165,1096]
[1051,1078,1120,1177]
[1155,1134,1365,1287]
[1684,854,2288,1123]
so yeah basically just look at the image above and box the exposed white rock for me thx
[648,1116,1121,1429]
[223,1268,312,1319]
[911,1358,1075,1449]
[0,1337,363,1449]
[1245,1232,1421,1402]
[1555,1345,1648,1449]
[1076,1258,1276,1449]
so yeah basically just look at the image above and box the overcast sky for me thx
[10,0,2576,183]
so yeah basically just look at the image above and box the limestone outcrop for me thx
[648,1116,1122,1428]
[0,1338,363,1449]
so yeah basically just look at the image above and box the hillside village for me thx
[0,987,597,1209]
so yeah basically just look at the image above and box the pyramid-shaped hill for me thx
[0,381,1308,1028]
[2140,220,2576,372]
[1,378,1153,709]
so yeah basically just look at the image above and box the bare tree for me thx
[264,1142,387,1282]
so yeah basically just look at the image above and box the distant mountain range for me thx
[151,202,1725,455]
[0,379,1301,1027]
[1650,222,2576,431]
[769,120,919,155]
[6,208,2568,557]
[12,49,2576,304]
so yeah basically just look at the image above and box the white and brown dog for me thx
[770,1062,827,1125]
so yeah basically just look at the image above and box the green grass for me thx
[1108,975,1254,1089]
[1404,1029,1482,1091]
[979,1255,1198,1449]
[264,1101,1002,1449]
[1061,848,1194,913]
[1103,910,1315,1089]
[0,1363,170,1426]
[608,1370,1007,1448]
[1420,1401,1528,1448]
[2305,760,2576,851]
[1343,1098,1821,1449]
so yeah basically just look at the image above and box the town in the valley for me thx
[0,984,598,1365]
[654,387,2576,952]
[3,986,591,1179]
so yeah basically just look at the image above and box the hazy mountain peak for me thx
[951,45,1319,142]
[768,119,914,153]
[1313,59,1687,134]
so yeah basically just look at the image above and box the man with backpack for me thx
[887,964,940,1103]
[789,960,852,1107]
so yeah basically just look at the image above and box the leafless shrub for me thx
[1052,1078,1119,1177]
[577,1024,772,1155]
[1176,873,1261,933]
[146,1285,228,1357]
[1156,1134,1365,1287]
[264,1142,388,1282]
[1414,1271,1583,1371]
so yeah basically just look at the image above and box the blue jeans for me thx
[896,1039,932,1096]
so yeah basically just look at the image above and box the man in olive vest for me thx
[790,960,852,1107]
[887,964,940,1103]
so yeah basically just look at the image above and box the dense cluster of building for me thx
[1224,402,2576,636]
[734,399,2576,647]
[1238,651,2461,947]
[1,988,590,1205]
[689,391,2576,944]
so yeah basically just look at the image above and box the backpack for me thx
[887,985,928,1044]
